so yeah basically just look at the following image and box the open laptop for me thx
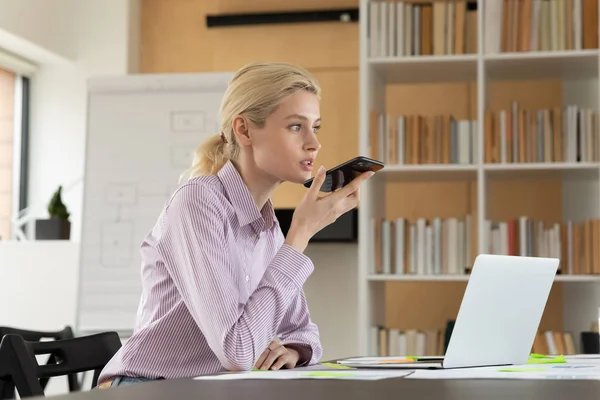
[339,254,559,369]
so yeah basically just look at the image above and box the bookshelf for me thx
[358,0,600,358]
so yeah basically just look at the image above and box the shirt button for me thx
[245,275,249,282]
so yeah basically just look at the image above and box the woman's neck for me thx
[231,156,279,211]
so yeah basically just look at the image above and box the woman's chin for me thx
[286,173,311,186]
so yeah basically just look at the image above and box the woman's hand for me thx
[285,165,374,252]
[255,340,300,370]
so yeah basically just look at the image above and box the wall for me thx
[0,0,140,241]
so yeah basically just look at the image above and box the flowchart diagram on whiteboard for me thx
[77,72,233,334]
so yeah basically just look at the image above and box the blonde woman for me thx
[97,61,373,387]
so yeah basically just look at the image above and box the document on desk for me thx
[194,369,413,381]
[335,356,443,369]
[406,364,600,380]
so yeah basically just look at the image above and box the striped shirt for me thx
[98,161,322,383]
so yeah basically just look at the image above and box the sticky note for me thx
[499,367,546,372]
[527,355,566,364]
[304,371,356,377]
[530,353,551,358]
[320,362,353,369]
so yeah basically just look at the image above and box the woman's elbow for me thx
[220,356,254,372]
[219,345,255,371]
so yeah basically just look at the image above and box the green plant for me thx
[47,185,70,220]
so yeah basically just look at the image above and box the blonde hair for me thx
[180,61,321,181]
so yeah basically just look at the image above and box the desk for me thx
[30,376,600,400]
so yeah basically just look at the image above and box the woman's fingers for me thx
[270,354,290,371]
[254,348,270,369]
[258,345,286,370]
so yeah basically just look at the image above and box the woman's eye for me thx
[313,125,321,133]
[290,124,302,131]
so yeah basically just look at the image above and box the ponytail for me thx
[179,133,231,182]
[180,61,320,182]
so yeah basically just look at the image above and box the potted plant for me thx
[35,185,71,240]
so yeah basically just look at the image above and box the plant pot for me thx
[35,217,71,240]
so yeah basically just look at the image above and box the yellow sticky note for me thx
[527,354,566,364]
[499,367,546,372]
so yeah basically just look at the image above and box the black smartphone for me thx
[303,156,385,192]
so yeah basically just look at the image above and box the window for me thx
[0,51,33,241]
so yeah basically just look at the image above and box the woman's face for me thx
[249,90,322,185]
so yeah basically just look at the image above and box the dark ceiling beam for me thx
[206,8,359,28]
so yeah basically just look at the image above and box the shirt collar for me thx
[217,160,276,232]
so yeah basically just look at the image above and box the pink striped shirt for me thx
[98,161,322,383]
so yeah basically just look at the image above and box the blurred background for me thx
[1,0,600,396]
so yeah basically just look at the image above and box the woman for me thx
[97,61,373,387]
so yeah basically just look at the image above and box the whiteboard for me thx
[77,72,233,334]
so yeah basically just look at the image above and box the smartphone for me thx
[303,156,385,192]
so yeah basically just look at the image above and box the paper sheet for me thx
[406,364,600,380]
[194,369,413,381]
[335,356,443,369]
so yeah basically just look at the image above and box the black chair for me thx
[0,331,121,399]
[0,326,77,392]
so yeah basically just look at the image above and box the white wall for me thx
[304,244,358,360]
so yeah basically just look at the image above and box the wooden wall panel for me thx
[486,80,563,111]
[209,24,359,72]
[487,179,563,223]
[141,0,359,73]
[386,82,476,119]
[210,0,358,13]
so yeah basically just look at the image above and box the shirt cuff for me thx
[269,244,314,288]
[283,343,313,367]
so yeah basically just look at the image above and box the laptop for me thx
[338,254,559,369]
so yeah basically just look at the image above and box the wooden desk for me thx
[30,376,600,400]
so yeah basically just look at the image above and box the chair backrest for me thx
[0,332,121,398]
[0,326,77,392]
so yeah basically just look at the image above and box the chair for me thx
[0,331,121,399]
[0,326,77,392]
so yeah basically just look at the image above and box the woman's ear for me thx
[232,115,252,147]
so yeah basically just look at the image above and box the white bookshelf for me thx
[357,0,600,356]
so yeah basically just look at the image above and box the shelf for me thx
[484,162,600,180]
[368,274,600,283]
[380,164,478,182]
[368,55,477,84]
[485,50,599,81]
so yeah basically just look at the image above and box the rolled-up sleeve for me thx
[156,184,315,371]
